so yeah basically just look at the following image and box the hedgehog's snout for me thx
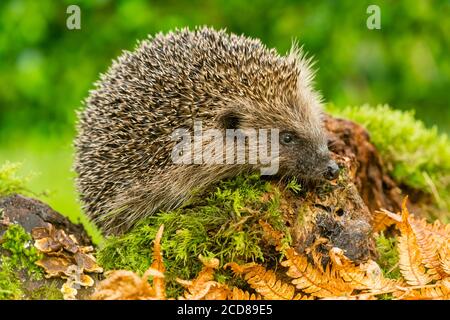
[324,160,340,180]
[310,143,340,181]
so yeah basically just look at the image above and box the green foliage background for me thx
[0,0,449,239]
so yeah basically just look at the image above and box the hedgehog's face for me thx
[272,74,340,182]
[218,99,339,182]
[277,128,339,182]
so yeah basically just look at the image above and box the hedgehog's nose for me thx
[324,160,340,180]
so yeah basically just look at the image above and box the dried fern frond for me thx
[228,287,262,300]
[91,269,157,300]
[146,224,165,299]
[177,255,228,300]
[408,215,450,279]
[438,240,450,276]
[178,281,230,300]
[282,248,353,298]
[414,217,450,240]
[380,199,437,285]
[394,279,450,300]
[224,261,257,275]
[226,262,307,300]
[373,209,399,232]
[329,247,400,294]
[92,224,167,300]
[321,293,377,300]
[259,219,284,250]
[305,238,329,272]
[397,224,434,286]
[409,220,445,279]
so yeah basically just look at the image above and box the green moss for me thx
[373,233,401,300]
[375,233,400,280]
[1,224,43,279]
[0,225,63,300]
[0,259,23,300]
[0,260,62,301]
[0,162,30,197]
[28,282,63,300]
[284,177,302,194]
[327,104,450,212]
[98,174,291,297]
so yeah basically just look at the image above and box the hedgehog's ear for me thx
[218,111,241,130]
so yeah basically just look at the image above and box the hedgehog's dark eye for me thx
[280,132,296,145]
[220,112,240,130]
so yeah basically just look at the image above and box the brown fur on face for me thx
[216,96,331,182]
[75,27,333,235]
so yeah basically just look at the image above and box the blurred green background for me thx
[0,0,449,238]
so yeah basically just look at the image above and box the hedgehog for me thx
[75,27,340,235]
